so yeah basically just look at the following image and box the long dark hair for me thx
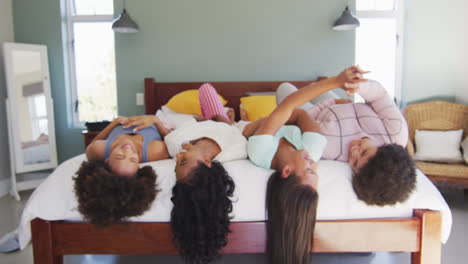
[170,160,235,264]
[266,171,319,264]
[74,160,158,226]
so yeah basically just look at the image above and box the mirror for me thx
[3,43,58,200]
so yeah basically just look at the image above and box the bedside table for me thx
[81,130,100,148]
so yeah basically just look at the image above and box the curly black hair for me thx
[266,171,318,264]
[352,144,416,206]
[74,160,159,226]
[171,160,235,264]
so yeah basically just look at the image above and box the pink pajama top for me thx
[306,80,408,162]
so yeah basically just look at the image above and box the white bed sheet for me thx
[17,154,452,250]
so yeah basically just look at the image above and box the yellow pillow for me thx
[166,89,227,115]
[240,95,277,121]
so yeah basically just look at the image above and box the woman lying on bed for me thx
[164,83,254,264]
[276,77,416,206]
[74,115,170,226]
[246,66,365,264]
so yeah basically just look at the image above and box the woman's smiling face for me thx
[107,141,140,177]
[175,142,211,182]
[348,137,378,173]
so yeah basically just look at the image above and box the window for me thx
[28,95,48,138]
[355,0,404,103]
[65,0,117,126]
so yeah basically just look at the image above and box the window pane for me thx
[73,0,113,15]
[34,95,47,117]
[375,0,395,10]
[357,0,396,11]
[355,18,397,98]
[38,119,48,135]
[356,0,375,10]
[73,22,117,122]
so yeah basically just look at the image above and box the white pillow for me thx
[156,105,232,130]
[414,129,464,163]
[462,136,468,164]
[156,106,197,129]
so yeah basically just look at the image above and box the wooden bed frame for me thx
[30,78,443,264]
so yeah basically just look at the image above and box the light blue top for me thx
[104,125,161,162]
[247,125,327,169]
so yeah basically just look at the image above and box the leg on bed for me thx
[411,209,442,264]
[31,218,63,264]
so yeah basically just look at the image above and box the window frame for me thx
[355,0,405,105]
[64,0,115,127]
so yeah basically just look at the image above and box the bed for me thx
[26,78,451,264]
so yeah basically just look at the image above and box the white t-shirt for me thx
[164,120,248,162]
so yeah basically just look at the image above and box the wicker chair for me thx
[404,101,468,188]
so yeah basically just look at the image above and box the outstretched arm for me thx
[254,66,366,136]
[243,108,320,138]
[290,108,321,133]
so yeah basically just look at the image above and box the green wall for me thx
[12,0,83,163]
[115,0,355,115]
[12,0,355,162]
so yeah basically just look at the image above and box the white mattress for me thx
[17,154,452,249]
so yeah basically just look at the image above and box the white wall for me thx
[403,0,468,104]
[0,0,14,194]
[456,89,468,105]
[455,27,468,105]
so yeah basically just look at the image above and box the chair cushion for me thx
[416,161,468,179]
[414,129,464,163]
[462,136,468,164]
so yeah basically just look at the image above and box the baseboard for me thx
[0,178,10,198]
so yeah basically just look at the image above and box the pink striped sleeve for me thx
[199,83,229,120]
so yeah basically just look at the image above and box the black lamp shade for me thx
[112,9,139,33]
[333,7,360,31]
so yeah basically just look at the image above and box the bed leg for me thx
[411,209,442,264]
[31,218,63,264]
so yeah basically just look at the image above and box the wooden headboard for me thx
[144,78,324,119]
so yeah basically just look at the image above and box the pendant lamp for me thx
[333,6,360,31]
[112,0,139,33]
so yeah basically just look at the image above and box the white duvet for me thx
[17,154,452,250]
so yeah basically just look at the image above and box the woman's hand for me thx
[112,116,128,125]
[122,115,158,132]
[336,65,367,84]
[336,65,369,96]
